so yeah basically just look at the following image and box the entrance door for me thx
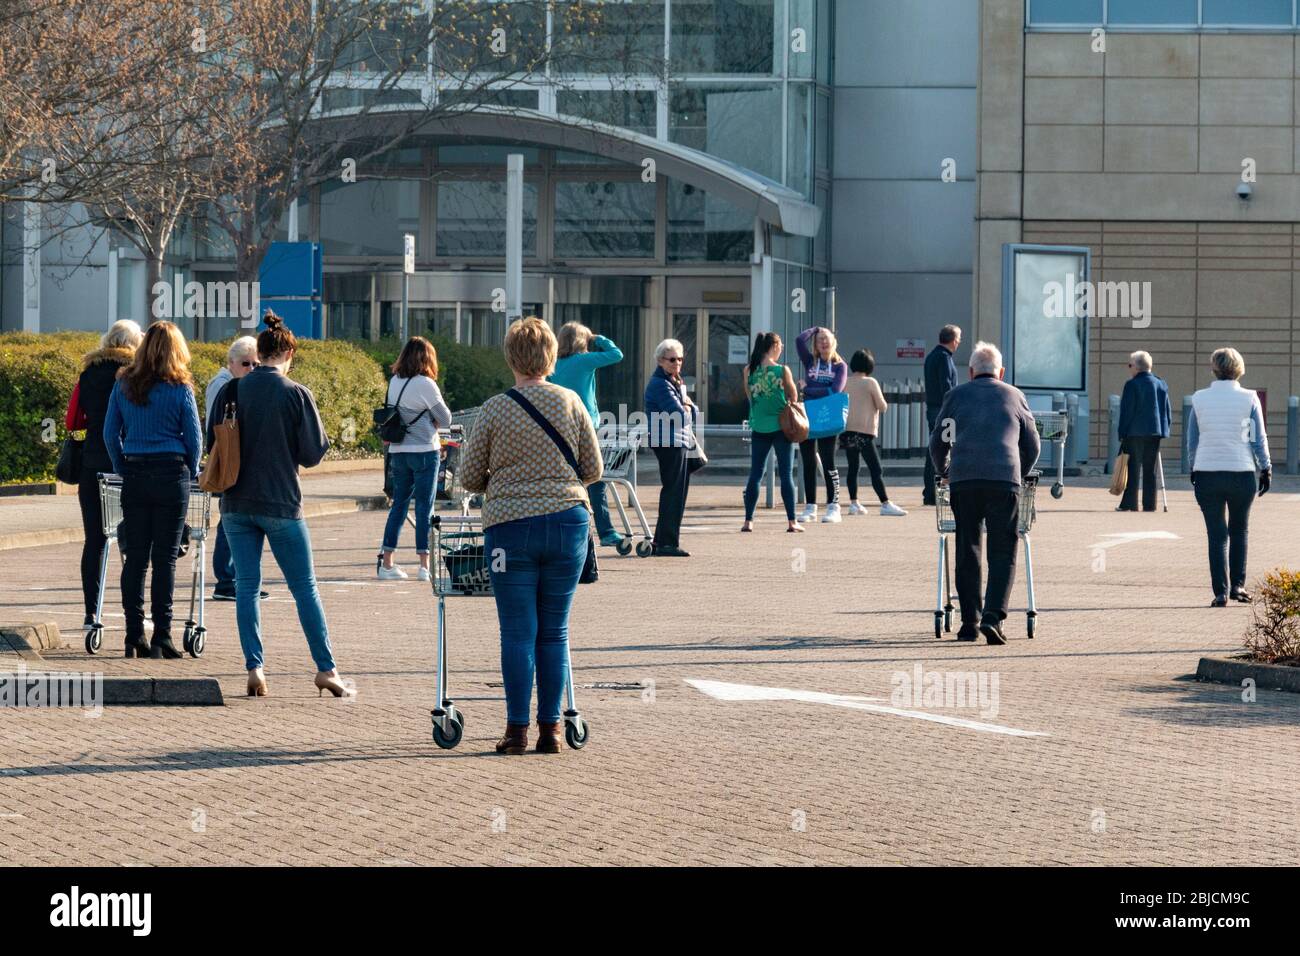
[704,312,751,425]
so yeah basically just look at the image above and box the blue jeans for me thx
[212,517,235,589]
[484,506,588,725]
[221,511,336,672]
[588,481,616,539]
[382,450,440,555]
[744,429,797,521]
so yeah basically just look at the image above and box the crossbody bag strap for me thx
[505,388,580,477]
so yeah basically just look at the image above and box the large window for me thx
[1029,0,1297,26]
[670,83,783,183]
[671,0,778,74]
[551,0,666,73]
[436,180,539,257]
[667,181,751,263]
[436,1,547,73]
[554,180,656,258]
[319,179,420,256]
[556,89,657,138]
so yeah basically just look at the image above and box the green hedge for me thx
[355,335,513,411]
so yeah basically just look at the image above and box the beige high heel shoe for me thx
[247,668,268,697]
[314,670,355,698]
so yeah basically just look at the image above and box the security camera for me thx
[1236,182,1253,201]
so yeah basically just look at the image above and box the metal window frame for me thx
[1027,0,1299,29]
[1000,243,1092,395]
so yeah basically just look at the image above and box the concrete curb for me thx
[99,677,225,706]
[0,622,64,660]
[1195,656,1300,693]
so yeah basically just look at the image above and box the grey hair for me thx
[655,338,685,361]
[227,335,258,364]
[1211,347,1245,381]
[100,319,143,351]
[968,341,1003,376]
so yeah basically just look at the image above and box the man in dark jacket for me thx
[643,338,699,558]
[929,341,1041,645]
[922,325,961,505]
[1117,351,1172,513]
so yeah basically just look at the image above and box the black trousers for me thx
[922,407,941,504]
[77,465,109,619]
[1120,435,1162,511]
[798,435,840,504]
[118,458,189,640]
[844,433,888,503]
[949,483,1021,624]
[652,445,691,548]
[1192,470,1256,600]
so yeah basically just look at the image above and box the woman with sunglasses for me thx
[205,336,262,602]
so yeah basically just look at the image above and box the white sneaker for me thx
[821,502,842,523]
[417,567,431,582]
[377,564,408,580]
[880,501,908,517]
[848,501,868,516]
[798,503,817,523]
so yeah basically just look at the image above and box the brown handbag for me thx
[780,401,810,443]
[199,381,241,493]
[1108,451,1129,496]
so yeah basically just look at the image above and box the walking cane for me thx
[1156,450,1169,513]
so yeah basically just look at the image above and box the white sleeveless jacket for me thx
[1189,380,1268,473]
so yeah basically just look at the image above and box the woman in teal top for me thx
[549,322,624,546]
[742,332,801,532]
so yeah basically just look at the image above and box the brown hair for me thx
[556,322,591,360]
[503,316,557,378]
[257,310,296,361]
[118,321,193,405]
[393,336,439,380]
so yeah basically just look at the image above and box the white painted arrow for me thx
[685,679,1049,738]
[1090,530,1180,552]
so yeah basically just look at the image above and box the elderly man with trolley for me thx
[929,342,1041,645]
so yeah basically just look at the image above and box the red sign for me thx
[896,338,925,360]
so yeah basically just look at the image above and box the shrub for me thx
[1243,568,1300,665]
[0,331,389,482]
[356,335,512,410]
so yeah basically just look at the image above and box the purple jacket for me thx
[795,327,847,401]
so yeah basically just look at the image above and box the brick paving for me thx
[2,478,1299,865]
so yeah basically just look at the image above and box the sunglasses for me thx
[662,356,684,363]
[240,360,259,368]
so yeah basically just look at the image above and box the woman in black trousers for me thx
[643,338,699,558]
[65,321,143,635]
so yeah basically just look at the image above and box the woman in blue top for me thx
[103,321,202,659]
[548,322,624,547]
[795,326,848,524]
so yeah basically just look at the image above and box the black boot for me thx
[150,634,183,659]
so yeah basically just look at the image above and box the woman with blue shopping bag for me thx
[795,326,848,523]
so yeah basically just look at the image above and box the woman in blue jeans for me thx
[207,313,354,699]
[460,318,602,754]
[377,337,452,581]
[740,332,802,533]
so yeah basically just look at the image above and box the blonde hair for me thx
[504,316,557,378]
[556,322,592,360]
[1211,347,1245,381]
[119,321,193,405]
[813,327,842,365]
[100,320,143,352]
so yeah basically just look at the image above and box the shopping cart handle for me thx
[1023,471,1041,486]
[431,515,442,529]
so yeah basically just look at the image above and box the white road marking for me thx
[685,679,1049,738]
[1089,531,1180,552]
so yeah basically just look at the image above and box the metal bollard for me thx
[1065,392,1079,464]
[898,380,912,454]
[1181,396,1193,474]
[910,380,925,457]
[1288,396,1299,475]
[1107,394,1120,472]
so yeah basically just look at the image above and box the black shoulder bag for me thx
[373,377,428,444]
[505,388,599,584]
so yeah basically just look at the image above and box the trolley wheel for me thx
[1026,616,1036,640]
[564,717,590,750]
[432,714,464,750]
[933,612,943,640]
[186,627,205,659]
[635,540,654,558]
[85,625,103,655]
[1051,483,1064,499]
[616,539,633,556]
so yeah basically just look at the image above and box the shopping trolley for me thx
[87,474,212,657]
[427,514,590,751]
[934,471,1041,640]
[1033,410,1070,499]
[598,425,653,557]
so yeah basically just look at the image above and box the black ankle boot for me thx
[150,636,183,659]
[124,634,150,658]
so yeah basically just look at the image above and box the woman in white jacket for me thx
[377,337,453,581]
[1186,348,1271,607]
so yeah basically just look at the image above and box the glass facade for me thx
[1029,0,1299,26]
[436,180,539,257]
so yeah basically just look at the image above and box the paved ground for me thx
[2,474,1299,865]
